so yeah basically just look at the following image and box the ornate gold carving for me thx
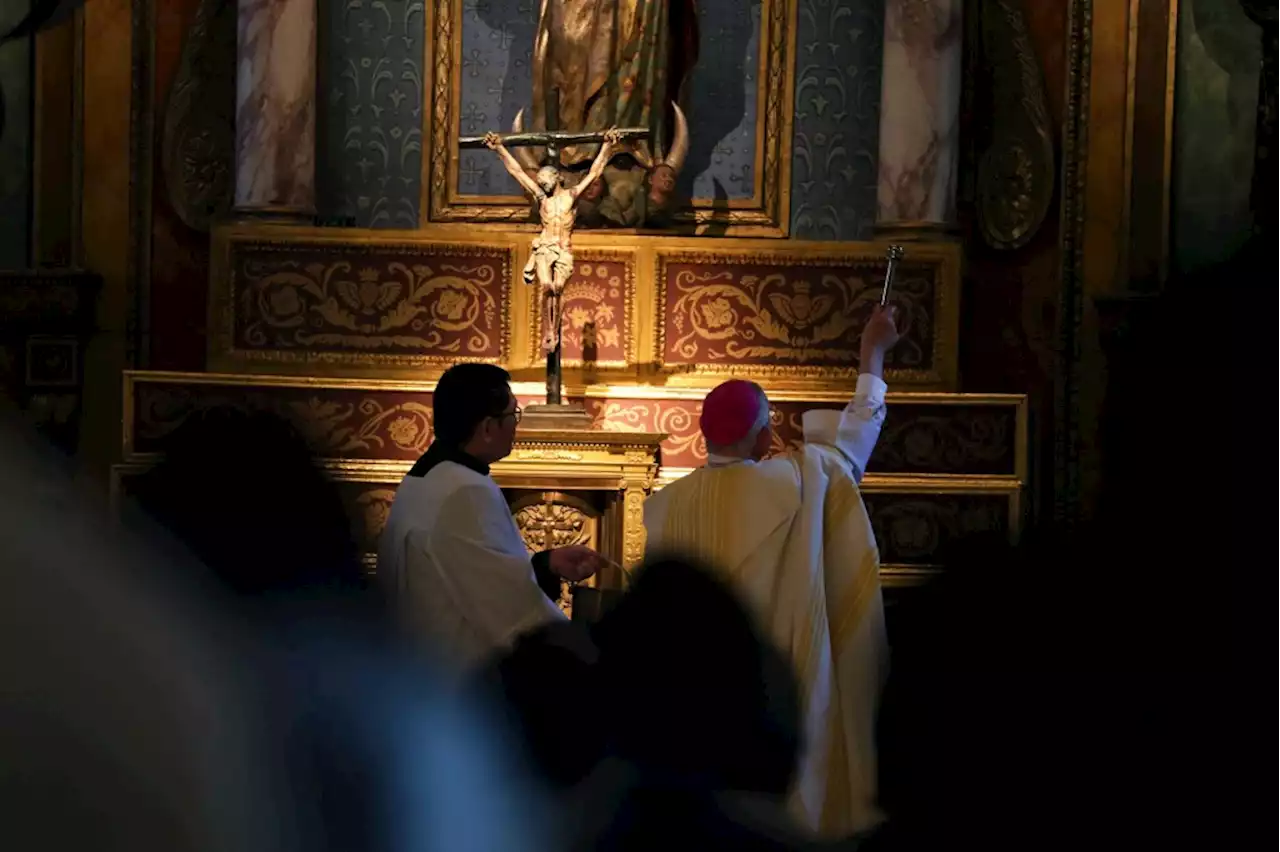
[355,488,397,544]
[976,0,1055,250]
[622,484,647,567]
[511,491,600,616]
[425,0,796,235]
[512,449,584,461]
[160,0,235,232]
[512,493,597,553]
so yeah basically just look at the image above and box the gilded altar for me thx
[112,367,1026,589]
[90,0,1045,587]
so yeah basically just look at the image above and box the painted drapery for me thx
[531,0,699,167]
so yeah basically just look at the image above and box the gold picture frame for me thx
[424,0,798,236]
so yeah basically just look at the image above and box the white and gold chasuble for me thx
[642,374,889,837]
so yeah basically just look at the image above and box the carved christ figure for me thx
[485,128,623,353]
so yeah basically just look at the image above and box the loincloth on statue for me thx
[523,237,574,291]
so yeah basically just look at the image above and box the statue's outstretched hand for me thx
[483,131,502,150]
[603,128,623,147]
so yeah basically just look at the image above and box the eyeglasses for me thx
[498,405,522,424]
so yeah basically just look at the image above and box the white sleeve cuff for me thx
[854,372,887,404]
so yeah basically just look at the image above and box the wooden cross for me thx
[459,88,648,407]
[458,87,648,164]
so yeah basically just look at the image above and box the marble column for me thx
[235,0,316,219]
[876,0,963,234]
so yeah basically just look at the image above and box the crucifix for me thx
[460,89,647,416]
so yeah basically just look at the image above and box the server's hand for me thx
[548,545,603,583]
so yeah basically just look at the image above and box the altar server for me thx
[641,305,900,838]
[379,363,602,670]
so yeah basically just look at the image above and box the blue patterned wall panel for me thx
[320,0,426,228]
[789,0,883,240]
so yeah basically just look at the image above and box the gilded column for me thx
[876,0,963,236]
[234,0,316,219]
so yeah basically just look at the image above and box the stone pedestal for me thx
[876,0,963,235]
[234,0,316,220]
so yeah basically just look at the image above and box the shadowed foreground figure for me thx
[480,558,875,850]
[127,406,368,601]
[88,405,551,852]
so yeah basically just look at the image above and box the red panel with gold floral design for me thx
[532,252,634,367]
[585,397,847,469]
[127,377,1020,478]
[131,381,434,460]
[659,251,942,378]
[215,237,512,367]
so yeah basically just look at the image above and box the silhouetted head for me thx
[432,363,519,463]
[593,557,801,794]
[128,406,365,600]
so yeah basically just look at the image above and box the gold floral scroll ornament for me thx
[667,271,872,363]
[595,401,706,465]
[239,260,501,354]
[287,398,433,456]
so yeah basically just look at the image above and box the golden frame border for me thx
[525,246,639,371]
[652,239,961,389]
[207,223,518,376]
[424,0,798,236]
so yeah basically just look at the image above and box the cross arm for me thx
[459,126,650,149]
